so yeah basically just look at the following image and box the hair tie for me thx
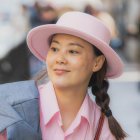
[103,109,112,117]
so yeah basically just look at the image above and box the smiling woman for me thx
[0,11,127,140]
[46,33,106,132]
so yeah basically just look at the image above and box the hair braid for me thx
[88,47,127,140]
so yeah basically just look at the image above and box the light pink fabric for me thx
[0,130,8,140]
[39,81,116,140]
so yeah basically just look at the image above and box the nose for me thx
[56,53,67,64]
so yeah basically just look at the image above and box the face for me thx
[46,34,100,89]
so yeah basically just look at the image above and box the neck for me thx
[54,84,88,109]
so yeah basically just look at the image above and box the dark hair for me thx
[88,46,127,140]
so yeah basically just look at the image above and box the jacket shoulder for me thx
[0,80,39,105]
[0,80,42,139]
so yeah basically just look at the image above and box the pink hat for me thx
[27,11,123,79]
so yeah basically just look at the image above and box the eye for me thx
[69,50,79,54]
[50,47,58,52]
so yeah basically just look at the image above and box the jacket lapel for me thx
[0,99,22,132]
[0,80,38,132]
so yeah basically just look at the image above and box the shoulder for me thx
[0,81,41,137]
[88,96,116,140]
[0,80,39,105]
[99,116,116,140]
[94,108,116,139]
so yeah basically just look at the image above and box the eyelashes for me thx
[69,50,79,54]
[50,47,58,52]
[50,47,79,54]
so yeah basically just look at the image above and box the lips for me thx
[54,68,70,74]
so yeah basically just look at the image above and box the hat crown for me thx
[27,11,123,79]
[57,11,111,44]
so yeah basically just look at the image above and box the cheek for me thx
[46,53,54,66]
[84,53,95,70]
[46,54,55,80]
[71,56,93,74]
[68,56,83,70]
[46,53,54,74]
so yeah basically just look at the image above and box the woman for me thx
[0,11,127,140]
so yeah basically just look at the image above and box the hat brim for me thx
[27,24,123,79]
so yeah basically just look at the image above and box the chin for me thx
[51,78,73,89]
[52,82,69,89]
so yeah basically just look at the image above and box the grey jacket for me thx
[0,80,42,140]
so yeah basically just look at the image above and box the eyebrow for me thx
[51,40,84,48]
[52,40,59,44]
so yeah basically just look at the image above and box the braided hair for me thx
[88,46,127,140]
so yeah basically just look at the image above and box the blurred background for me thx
[0,0,139,139]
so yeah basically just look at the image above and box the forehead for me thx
[51,33,92,46]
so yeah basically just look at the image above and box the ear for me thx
[92,55,105,72]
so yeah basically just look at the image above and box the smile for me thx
[54,69,70,75]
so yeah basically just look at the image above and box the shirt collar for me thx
[39,81,60,125]
[39,81,94,127]
[79,92,94,127]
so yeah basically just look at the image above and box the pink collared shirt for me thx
[39,81,116,140]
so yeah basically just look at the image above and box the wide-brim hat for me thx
[27,11,123,79]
